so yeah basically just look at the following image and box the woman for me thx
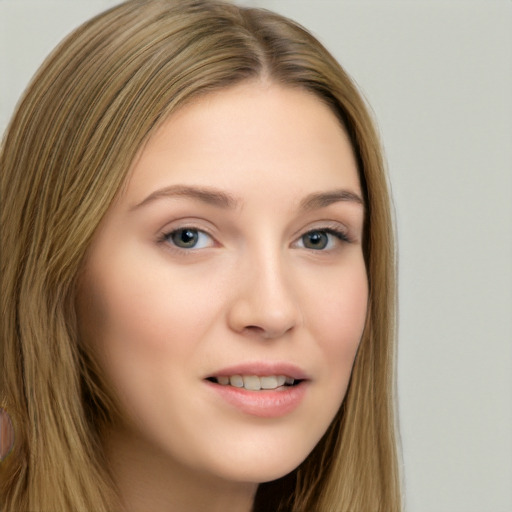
[0,1,400,510]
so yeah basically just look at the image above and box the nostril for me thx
[245,325,262,331]
[243,325,266,336]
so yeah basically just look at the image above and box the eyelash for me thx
[158,225,215,252]
[302,227,351,246]
[293,226,353,253]
[158,225,352,253]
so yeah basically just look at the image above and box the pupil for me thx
[305,231,328,250]
[173,229,198,248]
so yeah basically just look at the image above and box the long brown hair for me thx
[0,1,400,510]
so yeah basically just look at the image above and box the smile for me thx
[205,377,308,418]
[207,375,297,391]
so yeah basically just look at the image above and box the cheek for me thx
[76,249,239,418]
[305,259,368,383]
[76,258,218,434]
[80,250,216,354]
[324,276,368,347]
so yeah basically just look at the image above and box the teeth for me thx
[260,376,279,389]
[215,375,296,391]
[230,375,244,388]
[243,375,261,390]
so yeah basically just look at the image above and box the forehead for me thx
[123,82,361,207]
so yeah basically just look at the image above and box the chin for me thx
[211,457,303,485]
[194,432,317,485]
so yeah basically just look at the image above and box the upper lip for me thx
[206,361,310,380]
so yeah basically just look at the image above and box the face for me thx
[77,82,367,484]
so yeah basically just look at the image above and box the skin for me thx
[77,81,368,512]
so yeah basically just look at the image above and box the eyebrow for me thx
[299,189,364,210]
[131,184,364,211]
[131,184,240,210]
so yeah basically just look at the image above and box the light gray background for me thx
[1,1,511,511]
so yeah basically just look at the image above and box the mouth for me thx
[204,370,308,417]
[206,375,303,391]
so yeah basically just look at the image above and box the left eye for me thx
[165,228,213,249]
[297,229,346,250]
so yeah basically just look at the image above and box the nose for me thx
[227,252,302,340]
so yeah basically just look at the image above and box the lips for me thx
[206,362,309,382]
[204,362,309,417]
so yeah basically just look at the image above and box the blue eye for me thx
[298,229,349,250]
[165,228,213,249]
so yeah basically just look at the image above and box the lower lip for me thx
[205,381,308,418]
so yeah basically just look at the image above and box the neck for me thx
[103,425,257,512]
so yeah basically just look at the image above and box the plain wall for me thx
[1,1,511,511]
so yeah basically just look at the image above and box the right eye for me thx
[163,228,214,250]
